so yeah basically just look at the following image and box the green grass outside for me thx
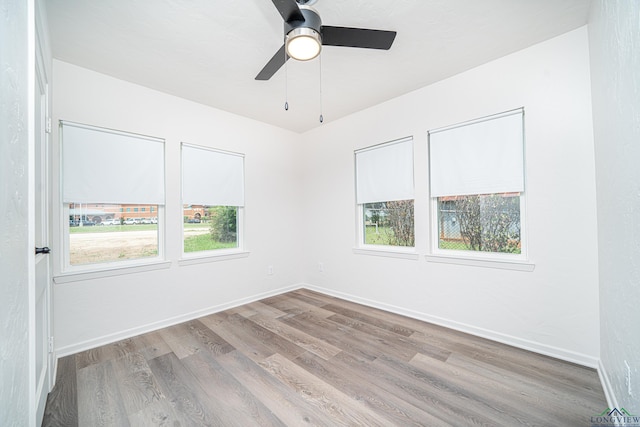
[364,225,394,245]
[438,238,521,254]
[438,240,469,250]
[183,233,237,252]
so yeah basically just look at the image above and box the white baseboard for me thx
[301,283,600,369]
[55,281,600,373]
[598,359,619,410]
[55,283,303,358]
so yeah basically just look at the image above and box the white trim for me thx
[598,359,620,411]
[353,247,420,260]
[178,250,250,266]
[54,283,302,357]
[425,254,535,271]
[53,260,172,284]
[302,283,598,368]
[27,1,37,425]
[50,356,59,391]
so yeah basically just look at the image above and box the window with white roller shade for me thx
[428,109,526,257]
[182,144,244,207]
[181,143,245,255]
[60,121,165,269]
[355,137,414,204]
[61,121,165,205]
[355,137,415,248]
[429,109,524,198]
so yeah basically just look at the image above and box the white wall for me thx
[589,0,640,410]
[301,27,600,366]
[1,0,31,425]
[52,61,304,354]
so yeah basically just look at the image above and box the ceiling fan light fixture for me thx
[286,27,322,61]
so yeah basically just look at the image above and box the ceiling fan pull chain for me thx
[284,45,289,111]
[319,54,324,123]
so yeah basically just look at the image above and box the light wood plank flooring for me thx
[42,289,605,426]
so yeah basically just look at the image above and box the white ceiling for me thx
[45,0,591,133]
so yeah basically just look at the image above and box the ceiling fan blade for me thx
[321,26,396,50]
[270,0,304,23]
[255,45,289,80]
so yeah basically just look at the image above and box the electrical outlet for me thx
[318,262,324,273]
[267,265,274,275]
[625,360,632,396]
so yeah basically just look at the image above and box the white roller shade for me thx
[429,109,524,197]
[182,144,245,207]
[61,121,165,204]
[355,137,414,204]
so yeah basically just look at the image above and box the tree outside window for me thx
[364,200,414,247]
[437,193,520,253]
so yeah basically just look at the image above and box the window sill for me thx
[353,247,420,260]
[425,254,535,271]
[178,250,250,266]
[54,260,172,284]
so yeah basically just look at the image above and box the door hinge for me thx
[46,117,52,134]
[48,336,54,353]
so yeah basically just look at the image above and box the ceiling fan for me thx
[255,0,397,80]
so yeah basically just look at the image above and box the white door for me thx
[33,50,52,426]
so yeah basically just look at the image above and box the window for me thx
[355,137,415,248]
[181,144,244,255]
[61,121,165,269]
[429,109,525,257]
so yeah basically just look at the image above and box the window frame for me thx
[179,143,247,262]
[353,137,418,258]
[354,203,419,259]
[57,122,167,277]
[426,109,534,271]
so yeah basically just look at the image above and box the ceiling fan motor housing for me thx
[284,6,322,38]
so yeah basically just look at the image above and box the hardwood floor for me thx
[42,289,605,426]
